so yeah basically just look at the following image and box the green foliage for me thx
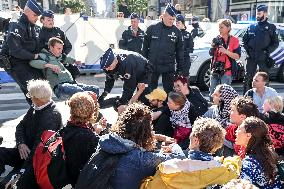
[62,0,86,13]
[117,0,148,14]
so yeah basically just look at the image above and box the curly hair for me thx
[110,103,155,151]
[231,96,259,117]
[191,117,226,153]
[243,117,278,182]
[68,92,98,124]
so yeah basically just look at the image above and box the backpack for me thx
[33,129,70,189]
[75,148,124,189]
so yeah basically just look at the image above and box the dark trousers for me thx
[0,147,39,189]
[243,58,269,95]
[150,72,175,93]
[8,62,44,105]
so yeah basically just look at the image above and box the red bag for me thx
[33,130,70,189]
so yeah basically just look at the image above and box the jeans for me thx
[209,74,232,96]
[54,83,100,100]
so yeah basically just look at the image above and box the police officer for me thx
[1,0,44,105]
[98,48,151,108]
[118,12,145,54]
[191,16,204,39]
[243,5,279,94]
[176,14,194,78]
[39,10,72,59]
[142,3,184,93]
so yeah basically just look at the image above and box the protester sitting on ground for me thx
[78,103,185,189]
[225,97,259,157]
[203,84,238,127]
[259,96,284,157]
[145,88,174,137]
[221,179,258,189]
[29,37,99,99]
[167,91,198,149]
[173,75,208,116]
[244,72,278,112]
[235,117,282,188]
[62,92,100,187]
[0,79,62,188]
[141,117,240,188]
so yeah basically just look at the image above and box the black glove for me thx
[98,91,108,102]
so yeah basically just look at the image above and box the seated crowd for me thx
[0,71,283,189]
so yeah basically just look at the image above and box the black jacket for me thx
[181,29,194,75]
[243,19,279,62]
[118,26,145,54]
[152,106,174,137]
[1,14,40,63]
[15,101,62,150]
[63,123,99,186]
[186,86,208,116]
[142,21,184,74]
[104,52,151,105]
[39,26,72,56]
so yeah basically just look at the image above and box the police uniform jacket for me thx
[39,26,72,56]
[1,14,40,64]
[243,19,279,62]
[118,26,145,54]
[142,21,184,74]
[104,52,150,105]
[181,29,193,61]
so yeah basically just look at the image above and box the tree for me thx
[62,0,85,13]
[117,0,148,14]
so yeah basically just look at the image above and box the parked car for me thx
[189,23,284,90]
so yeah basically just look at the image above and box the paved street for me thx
[1,74,284,125]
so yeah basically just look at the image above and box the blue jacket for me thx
[99,133,185,189]
[240,155,282,189]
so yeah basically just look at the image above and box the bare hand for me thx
[18,144,30,160]
[117,105,127,115]
[137,83,146,92]
[51,65,61,73]
[218,46,228,54]
[34,54,39,59]
[74,61,82,65]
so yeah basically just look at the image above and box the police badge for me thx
[124,73,131,79]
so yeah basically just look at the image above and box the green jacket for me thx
[29,49,75,89]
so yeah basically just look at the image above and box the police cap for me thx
[164,3,177,17]
[256,5,268,12]
[42,10,54,18]
[25,0,43,16]
[176,14,185,24]
[100,48,115,69]
[130,12,139,19]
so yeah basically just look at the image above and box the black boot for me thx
[0,136,3,145]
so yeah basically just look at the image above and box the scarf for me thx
[217,84,238,127]
[188,150,214,161]
[170,100,191,129]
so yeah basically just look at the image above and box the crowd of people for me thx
[0,0,283,189]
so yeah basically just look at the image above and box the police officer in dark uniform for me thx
[118,12,145,54]
[243,4,279,93]
[38,10,72,59]
[1,0,44,105]
[191,16,204,39]
[176,14,194,78]
[142,3,184,93]
[98,48,151,108]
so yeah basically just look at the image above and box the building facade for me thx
[230,0,284,23]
